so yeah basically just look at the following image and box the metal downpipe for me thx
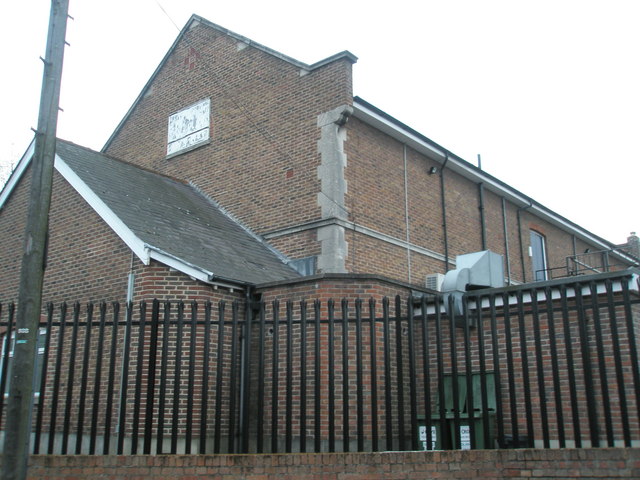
[440,153,450,271]
[502,197,512,285]
[517,201,533,282]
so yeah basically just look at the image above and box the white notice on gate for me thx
[419,425,438,450]
[460,425,471,450]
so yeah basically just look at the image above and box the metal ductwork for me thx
[441,250,505,321]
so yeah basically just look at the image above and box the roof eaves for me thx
[145,244,247,290]
[352,97,629,262]
[54,155,151,264]
[57,151,250,289]
[0,138,35,210]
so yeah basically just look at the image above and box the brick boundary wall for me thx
[12,448,640,479]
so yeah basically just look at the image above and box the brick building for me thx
[0,14,636,305]
[0,15,639,454]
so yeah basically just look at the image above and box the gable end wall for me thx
[104,22,354,268]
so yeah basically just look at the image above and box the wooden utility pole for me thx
[2,1,69,479]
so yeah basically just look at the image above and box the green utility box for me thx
[420,372,496,450]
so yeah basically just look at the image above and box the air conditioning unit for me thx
[425,273,445,292]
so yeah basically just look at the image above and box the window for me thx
[289,256,317,276]
[0,328,47,397]
[529,230,548,281]
[167,98,211,157]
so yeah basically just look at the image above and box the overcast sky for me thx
[1,0,638,245]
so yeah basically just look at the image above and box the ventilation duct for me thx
[441,250,505,322]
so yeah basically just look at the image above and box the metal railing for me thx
[0,272,639,454]
[544,248,639,280]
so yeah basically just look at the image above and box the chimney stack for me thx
[626,232,640,258]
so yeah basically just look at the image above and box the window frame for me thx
[529,230,548,281]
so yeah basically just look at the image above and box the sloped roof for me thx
[54,140,299,286]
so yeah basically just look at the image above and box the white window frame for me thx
[530,230,548,281]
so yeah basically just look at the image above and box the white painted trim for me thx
[2,147,246,290]
[341,219,450,265]
[0,139,35,209]
[353,103,447,163]
[264,217,452,266]
[146,247,211,283]
[420,272,637,314]
[54,155,151,265]
[147,247,244,290]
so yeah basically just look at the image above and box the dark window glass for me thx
[530,230,548,281]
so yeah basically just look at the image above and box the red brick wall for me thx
[342,116,620,285]
[267,230,321,261]
[0,166,30,303]
[132,260,245,304]
[0,167,131,305]
[104,19,353,239]
[2,18,628,303]
[1,278,637,454]
[18,448,640,479]
[1,296,245,447]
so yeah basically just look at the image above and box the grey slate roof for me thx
[56,140,300,286]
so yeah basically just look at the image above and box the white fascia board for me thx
[54,155,150,265]
[147,246,245,291]
[352,101,625,257]
[0,139,35,209]
[7,147,250,290]
[146,246,211,283]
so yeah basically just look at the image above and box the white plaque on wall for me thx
[167,98,210,156]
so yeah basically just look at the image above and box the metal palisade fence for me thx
[0,271,639,454]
